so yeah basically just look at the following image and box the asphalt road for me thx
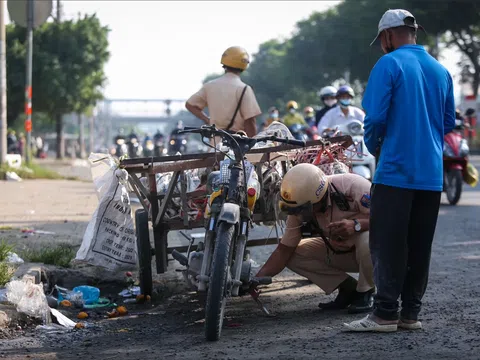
[1,157,479,360]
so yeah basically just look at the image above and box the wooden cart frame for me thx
[120,136,352,295]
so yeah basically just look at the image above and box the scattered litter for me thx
[21,228,35,234]
[83,297,113,309]
[46,295,58,308]
[123,298,136,304]
[6,252,24,265]
[33,230,56,235]
[0,288,7,302]
[6,280,50,321]
[227,323,243,328]
[36,324,68,333]
[119,286,141,298]
[72,286,100,305]
[56,286,84,308]
[50,308,76,328]
[6,171,22,182]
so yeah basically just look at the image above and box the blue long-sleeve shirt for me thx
[363,44,455,191]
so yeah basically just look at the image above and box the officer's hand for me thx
[327,219,355,237]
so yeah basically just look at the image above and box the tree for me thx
[6,14,110,159]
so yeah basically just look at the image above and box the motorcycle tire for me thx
[446,169,463,205]
[205,221,235,341]
[135,209,153,296]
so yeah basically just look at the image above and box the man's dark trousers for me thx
[369,184,441,321]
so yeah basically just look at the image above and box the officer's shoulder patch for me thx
[360,193,371,208]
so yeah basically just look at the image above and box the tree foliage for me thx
[6,14,110,158]
[207,0,480,114]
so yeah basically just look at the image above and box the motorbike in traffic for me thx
[322,120,376,180]
[113,136,128,158]
[171,124,305,341]
[143,139,155,157]
[126,134,143,159]
[443,119,477,205]
[288,124,318,141]
[168,134,188,155]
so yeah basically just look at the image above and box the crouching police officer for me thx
[255,164,375,313]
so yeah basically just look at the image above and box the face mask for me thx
[324,99,337,107]
[339,99,351,107]
[271,113,278,118]
[289,108,296,114]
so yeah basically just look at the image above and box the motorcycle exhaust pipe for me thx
[172,249,188,266]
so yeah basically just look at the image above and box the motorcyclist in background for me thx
[315,86,338,127]
[262,106,280,129]
[320,85,365,132]
[153,129,165,143]
[281,101,308,127]
[304,106,316,127]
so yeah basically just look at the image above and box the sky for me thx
[6,0,462,104]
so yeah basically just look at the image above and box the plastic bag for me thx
[152,169,201,195]
[76,168,137,271]
[72,286,100,305]
[253,121,295,149]
[88,153,117,200]
[6,252,24,265]
[6,280,49,320]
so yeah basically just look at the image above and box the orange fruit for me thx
[60,300,72,307]
[117,306,128,316]
[75,323,85,329]
[77,312,88,319]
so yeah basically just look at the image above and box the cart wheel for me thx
[135,209,153,296]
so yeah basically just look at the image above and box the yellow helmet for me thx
[286,101,298,110]
[221,46,250,70]
[279,164,328,211]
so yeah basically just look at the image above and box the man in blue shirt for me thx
[344,9,455,333]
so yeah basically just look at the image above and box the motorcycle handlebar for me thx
[179,125,306,148]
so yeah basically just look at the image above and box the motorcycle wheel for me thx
[446,169,463,205]
[205,221,235,341]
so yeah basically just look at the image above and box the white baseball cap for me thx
[370,9,425,46]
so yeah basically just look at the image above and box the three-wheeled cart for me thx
[120,136,352,295]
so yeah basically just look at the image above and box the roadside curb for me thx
[13,263,48,287]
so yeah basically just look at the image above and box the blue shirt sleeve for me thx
[362,56,396,155]
[443,73,455,135]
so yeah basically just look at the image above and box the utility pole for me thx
[0,0,6,165]
[24,0,34,165]
[56,0,61,21]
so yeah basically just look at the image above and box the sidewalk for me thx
[0,180,98,250]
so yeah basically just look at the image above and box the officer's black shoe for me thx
[318,277,357,310]
[347,288,375,314]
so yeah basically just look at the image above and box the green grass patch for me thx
[0,240,15,286]
[21,243,76,268]
[0,163,78,180]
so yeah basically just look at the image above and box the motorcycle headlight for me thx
[146,144,154,150]
[443,142,455,157]
[347,122,363,135]
[170,140,175,145]
[182,139,187,145]
[459,139,470,157]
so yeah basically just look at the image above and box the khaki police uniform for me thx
[281,173,374,294]
[187,72,261,133]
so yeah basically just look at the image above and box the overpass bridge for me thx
[93,98,203,149]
